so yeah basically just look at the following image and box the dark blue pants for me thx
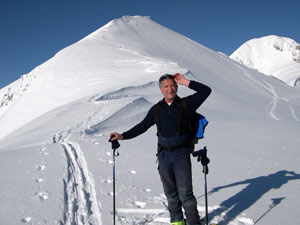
[158,147,201,225]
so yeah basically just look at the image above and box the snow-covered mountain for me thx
[230,35,300,87]
[0,15,187,140]
[0,16,299,225]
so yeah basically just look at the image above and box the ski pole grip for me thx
[192,146,210,167]
[192,146,207,162]
[109,135,120,150]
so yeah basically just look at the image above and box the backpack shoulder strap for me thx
[154,101,163,133]
[179,98,193,133]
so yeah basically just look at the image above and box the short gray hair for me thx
[158,74,175,88]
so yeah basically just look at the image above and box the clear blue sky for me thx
[1,0,299,89]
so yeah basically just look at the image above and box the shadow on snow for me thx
[208,170,300,224]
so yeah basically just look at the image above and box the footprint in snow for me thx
[21,217,32,223]
[36,165,47,171]
[129,170,137,174]
[103,179,112,184]
[39,147,46,152]
[41,152,49,156]
[39,147,49,156]
[135,201,147,208]
[36,191,49,200]
[35,178,43,183]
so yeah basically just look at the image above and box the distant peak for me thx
[244,35,300,63]
[230,35,300,86]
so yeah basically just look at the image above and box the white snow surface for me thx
[0,15,300,225]
[230,35,300,87]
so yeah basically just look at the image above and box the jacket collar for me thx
[160,95,181,106]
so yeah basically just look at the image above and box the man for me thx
[110,73,211,225]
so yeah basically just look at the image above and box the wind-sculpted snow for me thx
[94,81,160,101]
[86,97,153,134]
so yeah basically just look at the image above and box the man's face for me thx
[160,78,178,103]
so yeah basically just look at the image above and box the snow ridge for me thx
[0,72,36,117]
[86,96,153,134]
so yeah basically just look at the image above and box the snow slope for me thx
[0,15,186,140]
[0,16,300,225]
[230,35,300,87]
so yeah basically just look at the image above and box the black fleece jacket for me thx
[122,80,211,139]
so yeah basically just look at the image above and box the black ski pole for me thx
[109,135,120,225]
[192,146,210,225]
[203,164,209,225]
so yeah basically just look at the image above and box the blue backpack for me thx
[180,99,208,143]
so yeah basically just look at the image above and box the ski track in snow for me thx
[285,98,300,121]
[288,105,300,121]
[231,61,280,120]
[261,80,280,120]
[61,140,102,225]
[228,59,299,121]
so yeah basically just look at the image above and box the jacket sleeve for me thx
[121,105,156,140]
[186,80,211,113]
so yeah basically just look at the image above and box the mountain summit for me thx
[0,15,189,139]
[230,35,300,86]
